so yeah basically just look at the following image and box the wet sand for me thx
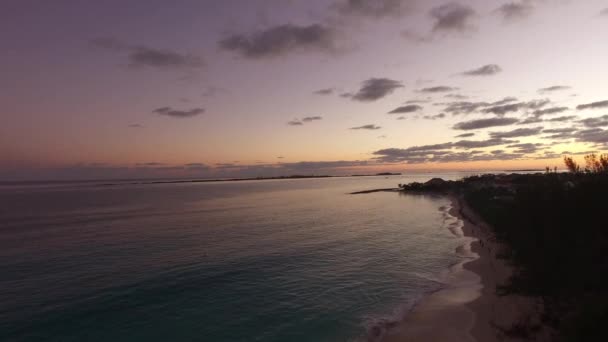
[381,194,543,342]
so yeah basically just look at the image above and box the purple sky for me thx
[1,0,608,180]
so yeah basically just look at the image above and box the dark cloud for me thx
[543,128,577,140]
[405,98,432,104]
[453,138,517,149]
[538,85,571,94]
[519,117,544,125]
[490,127,543,139]
[418,86,458,93]
[442,101,490,115]
[445,94,469,99]
[372,137,523,164]
[453,117,519,130]
[573,128,608,145]
[532,106,569,116]
[302,116,323,122]
[482,103,521,115]
[600,8,608,16]
[429,2,477,33]
[334,0,417,18]
[92,37,204,70]
[440,97,520,115]
[313,88,334,95]
[351,78,404,102]
[153,107,204,118]
[388,104,423,114]
[423,113,447,120]
[128,124,143,128]
[578,115,608,128]
[491,97,519,106]
[455,132,475,138]
[218,24,335,59]
[350,124,381,130]
[128,47,204,69]
[288,116,322,126]
[495,1,534,21]
[482,99,550,115]
[577,100,608,110]
[507,142,544,154]
[461,64,502,76]
[547,115,576,122]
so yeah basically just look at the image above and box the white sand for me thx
[381,194,546,342]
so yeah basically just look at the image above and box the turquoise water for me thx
[0,174,472,341]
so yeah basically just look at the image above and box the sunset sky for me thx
[2,0,608,180]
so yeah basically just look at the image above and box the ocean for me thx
[1,173,478,341]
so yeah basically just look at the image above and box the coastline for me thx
[380,193,541,342]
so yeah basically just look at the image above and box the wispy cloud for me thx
[495,1,534,22]
[153,107,204,118]
[388,104,423,114]
[218,24,335,59]
[350,124,382,130]
[453,117,519,130]
[417,86,457,93]
[430,2,477,33]
[461,64,502,76]
[350,78,404,102]
[91,37,204,70]
[577,100,608,110]
[538,85,571,94]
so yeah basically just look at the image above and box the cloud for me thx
[372,137,525,164]
[495,1,534,21]
[577,100,608,110]
[453,138,517,149]
[418,86,457,93]
[600,8,608,16]
[302,116,323,122]
[429,2,477,33]
[388,104,423,114]
[128,124,143,128]
[288,116,323,126]
[423,113,447,120]
[405,98,431,104]
[313,88,334,95]
[532,106,569,116]
[461,64,502,76]
[350,124,382,130]
[573,128,608,145]
[92,37,204,70]
[453,117,519,130]
[202,86,228,97]
[482,103,521,115]
[547,115,576,122]
[490,127,543,139]
[153,107,204,118]
[482,99,550,115]
[218,24,335,59]
[507,142,544,154]
[445,94,469,99]
[334,0,418,18]
[455,132,475,138]
[351,78,404,101]
[542,128,577,140]
[538,85,571,94]
[578,115,608,128]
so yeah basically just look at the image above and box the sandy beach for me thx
[381,194,544,342]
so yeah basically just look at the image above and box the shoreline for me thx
[380,193,540,342]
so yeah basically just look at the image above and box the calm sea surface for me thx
[1,173,482,341]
